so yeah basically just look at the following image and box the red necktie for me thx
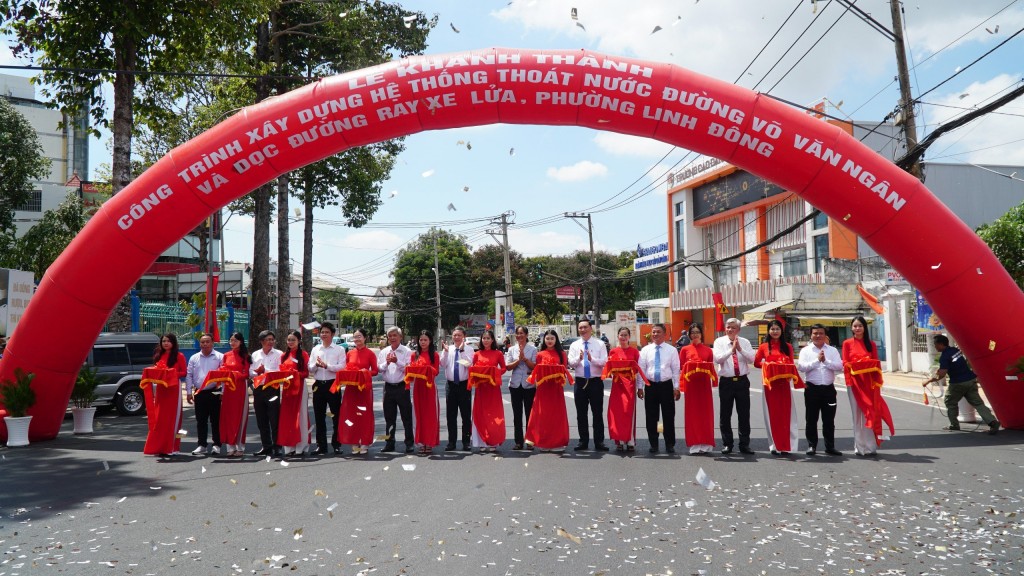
[732,346,740,375]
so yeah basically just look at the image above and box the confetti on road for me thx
[696,467,716,490]
[402,464,416,471]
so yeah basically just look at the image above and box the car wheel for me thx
[115,383,146,416]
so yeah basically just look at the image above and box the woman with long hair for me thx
[278,330,310,457]
[337,328,379,455]
[142,333,188,456]
[408,330,440,454]
[841,316,894,457]
[524,329,571,450]
[606,326,642,451]
[469,330,507,452]
[219,332,252,457]
[679,323,716,455]
[753,319,802,456]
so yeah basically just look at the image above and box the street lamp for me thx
[528,286,536,323]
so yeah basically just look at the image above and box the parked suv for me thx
[85,332,161,416]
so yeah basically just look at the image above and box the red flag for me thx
[712,292,727,332]
[205,276,219,341]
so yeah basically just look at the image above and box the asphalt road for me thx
[2,370,1022,575]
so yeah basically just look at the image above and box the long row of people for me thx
[138,316,905,458]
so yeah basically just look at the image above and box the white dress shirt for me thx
[307,343,347,381]
[796,343,844,385]
[186,350,224,394]
[377,344,412,384]
[505,343,538,388]
[712,335,756,377]
[440,344,475,382]
[567,336,608,379]
[250,347,284,378]
[638,342,680,387]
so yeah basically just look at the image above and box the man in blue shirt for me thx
[923,335,999,434]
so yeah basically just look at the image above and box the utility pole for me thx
[707,230,722,336]
[889,0,921,180]
[432,228,443,341]
[565,212,599,332]
[487,211,515,338]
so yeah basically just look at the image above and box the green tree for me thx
[0,97,50,232]
[313,287,360,321]
[2,0,270,193]
[977,200,1024,289]
[391,229,473,336]
[0,192,83,279]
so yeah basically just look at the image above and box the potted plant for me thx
[70,365,101,434]
[1,368,37,447]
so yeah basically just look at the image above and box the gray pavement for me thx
[2,372,1022,575]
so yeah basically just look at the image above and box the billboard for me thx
[0,269,35,338]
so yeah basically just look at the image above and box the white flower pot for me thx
[4,415,32,447]
[72,407,97,434]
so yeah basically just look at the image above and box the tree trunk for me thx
[111,33,136,193]
[302,183,315,350]
[276,175,291,339]
[248,17,274,340]
[251,183,272,339]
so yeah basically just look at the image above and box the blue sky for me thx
[5,0,1024,296]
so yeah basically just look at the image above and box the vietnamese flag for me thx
[712,292,727,332]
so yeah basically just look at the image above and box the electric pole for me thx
[889,0,922,180]
[707,229,722,336]
[565,212,599,333]
[432,228,443,341]
[486,211,515,338]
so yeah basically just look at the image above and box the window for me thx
[813,210,828,230]
[128,343,157,365]
[673,197,687,291]
[719,261,739,285]
[16,190,42,212]
[781,246,807,277]
[92,345,130,367]
[813,234,830,272]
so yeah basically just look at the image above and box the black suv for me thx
[86,332,161,416]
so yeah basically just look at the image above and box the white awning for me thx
[741,299,796,325]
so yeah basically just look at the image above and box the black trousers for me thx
[252,385,281,450]
[312,380,341,449]
[644,380,676,448]
[509,386,536,446]
[574,377,605,446]
[193,388,221,446]
[804,383,838,450]
[446,380,471,445]
[719,375,751,449]
[383,383,414,447]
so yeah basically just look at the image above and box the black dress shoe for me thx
[648,446,659,453]
[381,444,396,453]
[824,448,843,456]
[445,443,456,451]
[721,446,733,455]
[333,447,343,455]
[311,447,328,456]
[805,448,816,456]
[739,447,754,455]
[665,446,675,454]
[770,449,781,456]
[405,445,415,453]
[595,444,610,451]
[252,448,272,457]
[573,443,588,451]
[462,442,471,451]
[513,443,524,450]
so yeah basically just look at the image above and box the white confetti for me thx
[365,476,372,481]
[201,466,207,474]
[345,419,354,427]
[402,463,416,471]
[102,460,109,471]
[357,406,367,411]
[696,467,716,490]
[117,496,127,503]
[403,14,417,28]
[280,460,289,467]
[931,263,942,269]
[150,486,162,490]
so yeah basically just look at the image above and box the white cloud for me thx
[593,132,675,157]
[546,160,608,182]
[923,73,1024,165]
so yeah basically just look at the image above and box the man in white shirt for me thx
[308,322,347,455]
[378,326,414,453]
[638,324,681,454]
[440,327,475,451]
[186,333,224,455]
[796,324,844,457]
[250,330,284,457]
[567,319,610,451]
[504,325,538,450]
[713,318,756,455]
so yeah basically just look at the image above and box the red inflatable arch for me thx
[3,48,1023,442]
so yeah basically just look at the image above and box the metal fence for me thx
[137,301,248,345]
